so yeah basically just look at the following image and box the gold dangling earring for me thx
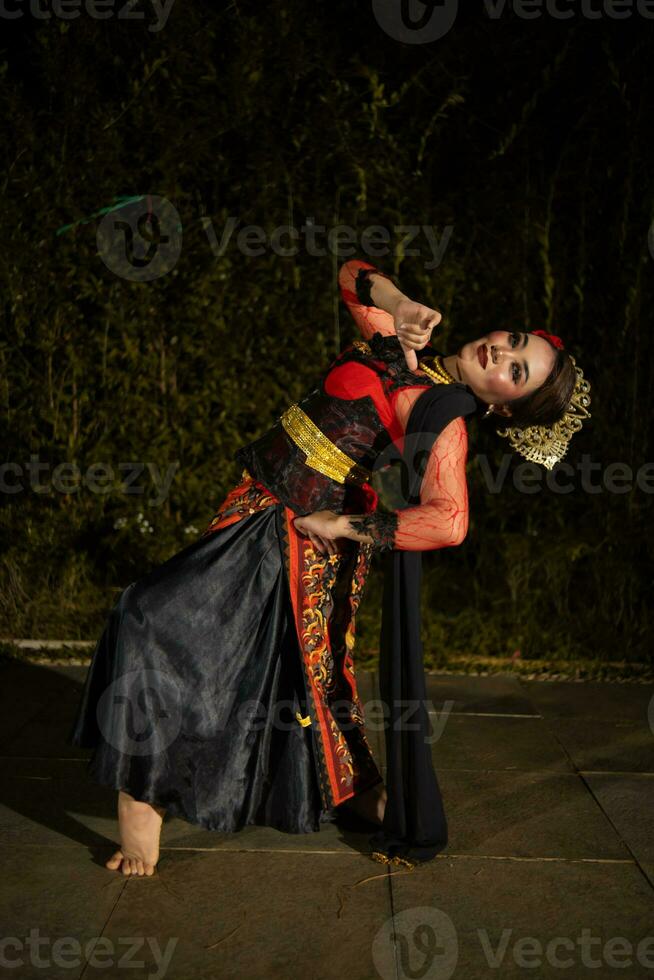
[484,404,494,418]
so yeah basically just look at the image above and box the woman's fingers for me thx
[308,532,339,556]
[398,325,431,372]
[319,534,338,556]
[397,306,442,371]
[398,322,432,347]
[308,532,323,553]
[294,517,340,558]
[401,345,418,371]
[309,532,330,556]
[315,534,329,555]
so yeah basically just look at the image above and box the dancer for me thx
[68,258,591,875]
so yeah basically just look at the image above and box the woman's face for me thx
[453,330,556,412]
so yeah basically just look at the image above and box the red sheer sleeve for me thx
[347,417,470,552]
[338,258,398,340]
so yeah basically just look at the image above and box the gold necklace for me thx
[418,354,457,385]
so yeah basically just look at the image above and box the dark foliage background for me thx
[1,1,652,664]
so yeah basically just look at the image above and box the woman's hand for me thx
[293,510,345,556]
[392,297,443,371]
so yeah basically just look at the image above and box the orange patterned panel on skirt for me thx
[202,468,280,536]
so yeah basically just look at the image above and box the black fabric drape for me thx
[68,506,326,834]
[369,381,477,866]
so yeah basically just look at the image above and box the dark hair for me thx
[496,344,576,428]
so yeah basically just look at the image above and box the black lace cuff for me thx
[347,511,399,551]
[354,266,393,307]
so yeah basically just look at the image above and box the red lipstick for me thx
[477,343,488,369]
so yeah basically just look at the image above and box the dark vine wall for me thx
[1,1,652,663]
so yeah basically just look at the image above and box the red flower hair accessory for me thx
[531,329,565,350]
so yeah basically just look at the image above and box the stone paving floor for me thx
[1,658,653,979]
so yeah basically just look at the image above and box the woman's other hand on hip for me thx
[293,510,345,557]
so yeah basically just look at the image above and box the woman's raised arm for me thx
[338,258,404,339]
[338,258,444,370]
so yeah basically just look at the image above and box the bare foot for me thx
[105,790,166,877]
[342,782,387,825]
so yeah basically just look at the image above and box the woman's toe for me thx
[135,859,145,876]
[106,850,123,871]
[144,863,156,877]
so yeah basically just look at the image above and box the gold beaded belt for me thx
[280,403,372,487]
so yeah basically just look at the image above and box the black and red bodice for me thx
[234,332,435,517]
